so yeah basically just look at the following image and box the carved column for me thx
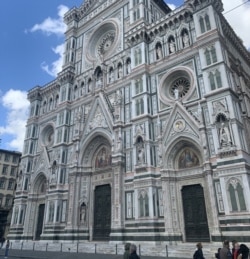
[203,164,221,238]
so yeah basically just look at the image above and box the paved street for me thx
[0,249,180,259]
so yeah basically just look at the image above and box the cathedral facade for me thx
[10,0,250,244]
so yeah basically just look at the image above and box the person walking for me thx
[220,240,232,259]
[123,243,131,259]
[232,240,240,259]
[237,244,249,259]
[129,244,140,259]
[193,242,205,259]
[4,239,10,258]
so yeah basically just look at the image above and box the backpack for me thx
[215,248,221,259]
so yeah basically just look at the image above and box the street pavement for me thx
[0,249,180,259]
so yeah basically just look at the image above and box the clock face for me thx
[173,119,185,132]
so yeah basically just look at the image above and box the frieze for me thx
[214,167,246,178]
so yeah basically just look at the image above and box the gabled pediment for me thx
[82,92,114,137]
[34,146,50,175]
[162,102,201,147]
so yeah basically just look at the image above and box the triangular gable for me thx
[82,92,113,137]
[162,102,201,147]
[34,146,50,175]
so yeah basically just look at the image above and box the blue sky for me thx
[0,0,249,152]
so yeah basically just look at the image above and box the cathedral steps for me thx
[10,241,222,258]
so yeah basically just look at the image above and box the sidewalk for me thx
[0,249,179,259]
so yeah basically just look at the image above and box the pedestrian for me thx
[219,240,232,259]
[0,236,5,249]
[193,242,205,259]
[123,242,131,259]
[232,240,240,259]
[237,244,249,259]
[129,244,140,259]
[4,239,10,258]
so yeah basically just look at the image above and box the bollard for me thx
[166,245,168,258]
[95,243,97,254]
[21,241,23,250]
[33,242,35,251]
[61,243,63,252]
[46,243,48,252]
[116,244,118,255]
[139,244,141,256]
[77,242,79,253]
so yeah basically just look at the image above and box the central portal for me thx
[93,184,111,240]
[182,184,210,242]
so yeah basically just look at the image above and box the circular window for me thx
[170,77,190,98]
[159,66,195,105]
[41,125,54,147]
[86,20,119,62]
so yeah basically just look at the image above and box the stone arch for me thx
[79,130,112,167]
[164,137,203,170]
[32,173,47,195]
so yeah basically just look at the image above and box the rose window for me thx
[97,32,115,56]
[170,77,190,98]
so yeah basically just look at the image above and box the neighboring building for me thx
[0,149,21,238]
[9,0,250,247]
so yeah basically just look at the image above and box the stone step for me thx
[9,241,225,259]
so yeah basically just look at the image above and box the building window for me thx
[205,46,217,66]
[13,207,19,224]
[59,168,67,184]
[228,180,246,212]
[0,178,5,189]
[199,14,211,33]
[126,192,134,219]
[2,165,8,175]
[4,154,10,162]
[134,48,142,66]
[133,8,140,21]
[5,197,12,207]
[56,128,63,143]
[135,98,144,116]
[12,155,19,164]
[209,70,222,90]
[139,191,149,217]
[8,181,14,190]
[135,78,143,94]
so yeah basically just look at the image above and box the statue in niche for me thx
[182,32,190,47]
[126,60,131,74]
[95,147,111,168]
[179,148,199,169]
[137,146,145,164]
[219,122,232,147]
[109,69,114,83]
[80,202,86,224]
[169,39,176,53]
[118,65,123,79]
[88,79,92,92]
[156,45,163,59]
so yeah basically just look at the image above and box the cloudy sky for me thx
[0,0,250,152]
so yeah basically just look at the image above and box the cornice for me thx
[58,66,75,84]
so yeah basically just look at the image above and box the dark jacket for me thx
[129,251,140,259]
[219,247,232,259]
[238,244,249,259]
[194,248,205,259]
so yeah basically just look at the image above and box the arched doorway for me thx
[33,174,47,240]
[93,184,111,240]
[182,184,210,242]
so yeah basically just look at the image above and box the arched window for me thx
[199,16,205,33]
[139,191,149,217]
[209,72,216,90]
[228,180,246,212]
[205,14,211,30]
[205,49,211,65]
[126,58,131,74]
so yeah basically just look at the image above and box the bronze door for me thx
[35,204,45,240]
[93,184,111,241]
[182,185,210,242]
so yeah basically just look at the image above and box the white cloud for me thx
[41,43,65,77]
[29,5,69,77]
[30,5,69,36]
[0,89,30,151]
[222,0,250,49]
[167,3,177,10]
